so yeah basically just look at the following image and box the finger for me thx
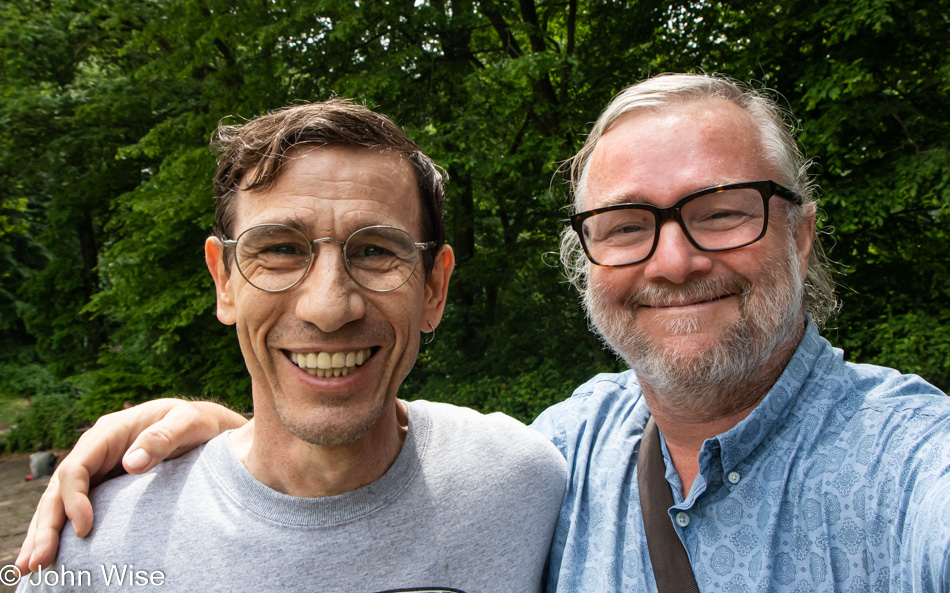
[122,420,181,474]
[14,506,40,574]
[122,401,247,473]
[77,399,180,477]
[27,480,68,572]
[57,463,94,537]
[69,409,139,485]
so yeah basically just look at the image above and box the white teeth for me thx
[289,348,373,376]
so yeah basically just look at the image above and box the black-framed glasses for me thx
[222,224,436,293]
[570,180,803,267]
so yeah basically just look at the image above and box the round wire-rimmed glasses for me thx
[570,180,803,267]
[221,224,437,293]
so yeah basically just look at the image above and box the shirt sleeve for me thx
[907,466,950,591]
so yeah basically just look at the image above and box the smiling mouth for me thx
[642,294,733,309]
[287,348,375,377]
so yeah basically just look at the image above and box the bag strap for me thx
[637,416,701,593]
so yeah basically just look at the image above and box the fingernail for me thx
[125,449,150,470]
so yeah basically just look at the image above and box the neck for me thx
[229,399,409,497]
[643,329,804,498]
[644,396,759,498]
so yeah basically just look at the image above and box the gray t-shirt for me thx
[18,400,566,593]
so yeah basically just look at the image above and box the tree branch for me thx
[480,0,523,58]
[518,0,547,54]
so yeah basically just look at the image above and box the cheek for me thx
[377,296,423,350]
[590,267,639,301]
[234,295,282,347]
[389,303,423,343]
[716,239,787,290]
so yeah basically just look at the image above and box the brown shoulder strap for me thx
[637,417,701,593]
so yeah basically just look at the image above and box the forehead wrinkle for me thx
[338,202,418,234]
[230,210,310,235]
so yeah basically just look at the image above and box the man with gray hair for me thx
[533,73,950,591]
[17,74,950,592]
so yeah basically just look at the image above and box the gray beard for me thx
[585,242,806,420]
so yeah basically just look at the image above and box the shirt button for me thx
[675,512,690,527]
[727,471,741,485]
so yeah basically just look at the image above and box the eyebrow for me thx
[595,193,654,208]
[591,180,751,209]
[248,216,311,235]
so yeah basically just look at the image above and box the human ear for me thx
[420,245,455,331]
[205,237,237,325]
[794,204,817,280]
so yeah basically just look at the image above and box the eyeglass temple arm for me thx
[772,182,804,205]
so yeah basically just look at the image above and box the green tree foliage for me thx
[1,0,947,449]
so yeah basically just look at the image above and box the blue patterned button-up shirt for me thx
[532,323,950,592]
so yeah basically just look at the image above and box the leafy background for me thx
[1,0,948,450]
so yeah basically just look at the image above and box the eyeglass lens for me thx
[234,225,420,292]
[581,187,767,266]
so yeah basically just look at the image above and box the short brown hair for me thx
[211,99,446,274]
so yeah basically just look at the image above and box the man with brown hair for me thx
[15,101,566,592]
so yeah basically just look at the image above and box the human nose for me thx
[641,219,713,283]
[293,244,366,333]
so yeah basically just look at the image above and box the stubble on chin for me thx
[273,396,390,447]
[585,246,806,421]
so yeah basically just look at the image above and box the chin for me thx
[656,334,726,358]
[274,398,390,447]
